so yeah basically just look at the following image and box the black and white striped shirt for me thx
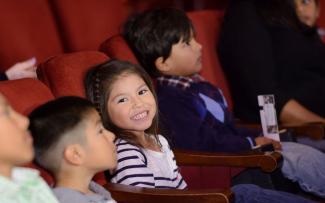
[111,135,187,189]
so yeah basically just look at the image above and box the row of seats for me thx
[0,0,231,73]
[0,0,130,72]
[0,9,283,202]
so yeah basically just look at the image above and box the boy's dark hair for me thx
[29,96,96,174]
[123,8,194,77]
[84,59,160,148]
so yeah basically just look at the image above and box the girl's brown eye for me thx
[139,89,148,95]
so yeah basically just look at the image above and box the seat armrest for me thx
[174,149,282,173]
[236,120,324,140]
[105,183,234,203]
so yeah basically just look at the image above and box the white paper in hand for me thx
[258,95,280,141]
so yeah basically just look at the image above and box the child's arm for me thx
[111,141,155,188]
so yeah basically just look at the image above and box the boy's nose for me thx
[194,40,202,51]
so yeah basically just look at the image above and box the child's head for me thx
[29,96,116,177]
[85,59,159,147]
[294,0,320,27]
[123,8,202,77]
[0,93,33,175]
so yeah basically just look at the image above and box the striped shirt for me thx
[111,135,187,189]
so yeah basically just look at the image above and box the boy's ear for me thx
[155,57,172,73]
[63,144,85,166]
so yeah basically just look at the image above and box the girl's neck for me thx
[131,131,161,152]
[141,134,161,152]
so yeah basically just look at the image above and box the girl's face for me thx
[107,73,156,135]
[0,94,34,173]
[295,0,320,27]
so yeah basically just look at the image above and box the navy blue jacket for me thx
[157,81,260,153]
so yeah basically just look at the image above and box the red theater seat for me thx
[38,51,109,97]
[49,0,129,52]
[316,1,325,42]
[100,35,139,65]
[0,79,54,115]
[0,0,63,72]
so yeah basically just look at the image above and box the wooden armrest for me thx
[105,183,234,203]
[236,120,324,140]
[174,149,282,173]
[280,122,325,140]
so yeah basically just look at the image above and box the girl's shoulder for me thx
[157,134,169,146]
[115,138,142,151]
[115,138,147,163]
[156,135,174,153]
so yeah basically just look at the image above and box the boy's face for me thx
[82,110,117,171]
[158,36,202,76]
[295,0,319,27]
[0,94,34,168]
[107,73,156,134]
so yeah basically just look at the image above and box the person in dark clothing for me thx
[218,0,325,125]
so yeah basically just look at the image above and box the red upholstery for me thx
[317,1,325,42]
[100,35,139,64]
[38,51,109,98]
[317,1,325,28]
[50,0,129,52]
[0,79,54,115]
[0,0,63,72]
[187,10,233,110]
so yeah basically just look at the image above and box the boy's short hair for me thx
[123,8,194,77]
[29,96,96,174]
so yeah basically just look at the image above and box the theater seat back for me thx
[0,0,63,72]
[50,0,129,51]
[38,51,109,98]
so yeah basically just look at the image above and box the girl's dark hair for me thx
[84,59,160,147]
[254,0,317,33]
[123,8,194,77]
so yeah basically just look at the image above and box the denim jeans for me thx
[296,137,325,153]
[232,184,314,203]
[281,142,325,198]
